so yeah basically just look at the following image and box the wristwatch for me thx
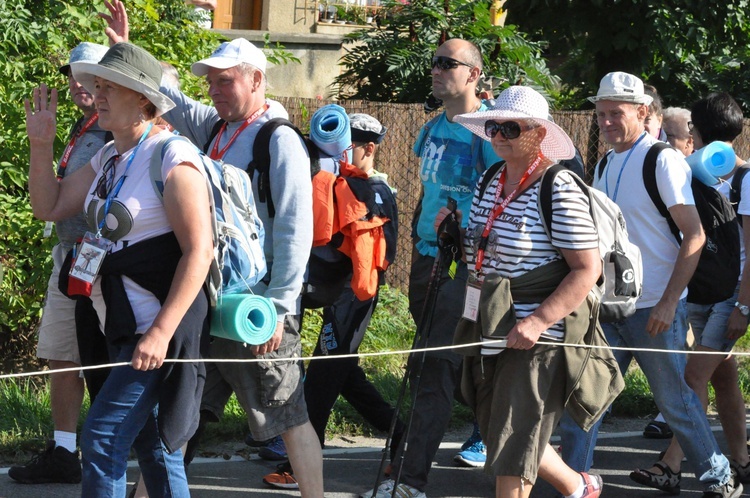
[735,301,750,316]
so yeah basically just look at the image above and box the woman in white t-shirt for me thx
[448,86,604,498]
[26,42,212,497]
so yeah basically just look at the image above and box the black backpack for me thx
[598,142,741,305]
[730,164,750,226]
[205,117,392,309]
[205,117,321,218]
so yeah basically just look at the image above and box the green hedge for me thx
[0,0,222,372]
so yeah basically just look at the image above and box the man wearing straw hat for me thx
[99,1,323,495]
[559,71,740,498]
[9,41,109,486]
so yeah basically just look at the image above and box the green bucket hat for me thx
[70,42,175,117]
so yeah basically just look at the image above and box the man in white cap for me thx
[170,40,323,498]
[559,71,741,498]
[9,41,110,486]
[100,2,322,495]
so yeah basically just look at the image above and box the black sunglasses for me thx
[431,56,474,71]
[484,120,535,140]
[95,154,121,199]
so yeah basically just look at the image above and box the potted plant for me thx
[335,5,349,23]
[318,1,335,22]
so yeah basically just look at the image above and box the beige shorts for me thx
[36,244,81,364]
[465,345,566,484]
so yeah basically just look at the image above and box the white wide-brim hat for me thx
[455,86,575,160]
[71,42,175,117]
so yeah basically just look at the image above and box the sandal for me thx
[643,419,674,439]
[630,461,681,495]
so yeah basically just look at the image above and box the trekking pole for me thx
[368,198,462,498]
[366,249,445,498]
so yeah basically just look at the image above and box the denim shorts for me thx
[687,286,740,352]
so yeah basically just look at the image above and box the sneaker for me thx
[258,435,287,461]
[702,479,743,497]
[245,433,273,447]
[8,440,82,484]
[454,422,486,468]
[263,461,298,490]
[360,478,426,498]
[732,460,750,484]
[580,472,603,498]
[643,419,673,439]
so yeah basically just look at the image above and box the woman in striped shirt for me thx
[449,86,603,498]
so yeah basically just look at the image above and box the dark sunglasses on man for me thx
[484,120,536,140]
[431,56,474,71]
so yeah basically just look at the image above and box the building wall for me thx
[212,27,365,99]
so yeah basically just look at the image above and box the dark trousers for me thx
[390,254,466,491]
[304,286,405,454]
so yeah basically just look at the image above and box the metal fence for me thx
[276,97,750,292]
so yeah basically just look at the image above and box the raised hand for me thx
[100,0,129,45]
[24,84,58,146]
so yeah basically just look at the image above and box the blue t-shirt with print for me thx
[413,105,500,257]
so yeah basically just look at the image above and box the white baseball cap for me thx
[191,38,267,76]
[588,72,653,105]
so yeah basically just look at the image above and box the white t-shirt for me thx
[721,172,748,278]
[84,130,204,333]
[464,168,598,354]
[593,134,694,308]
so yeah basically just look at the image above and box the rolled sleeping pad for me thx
[210,294,278,345]
[686,141,736,186]
[310,104,352,158]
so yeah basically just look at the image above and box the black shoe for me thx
[643,419,673,439]
[8,440,82,484]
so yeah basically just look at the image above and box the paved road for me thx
[0,421,747,497]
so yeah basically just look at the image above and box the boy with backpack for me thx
[558,72,740,498]
[263,113,405,490]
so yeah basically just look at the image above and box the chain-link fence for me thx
[277,97,750,292]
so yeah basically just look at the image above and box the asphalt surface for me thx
[0,418,747,497]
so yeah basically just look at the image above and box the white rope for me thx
[1,338,747,380]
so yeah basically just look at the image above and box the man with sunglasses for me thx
[558,72,740,498]
[362,38,500,498]
[9,42,110,486]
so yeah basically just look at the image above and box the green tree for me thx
[503,0,750,112]
[0,0,220,370]
[332,0,559,103]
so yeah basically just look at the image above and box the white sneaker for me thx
[360,478,427,498]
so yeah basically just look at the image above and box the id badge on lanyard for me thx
[67,231,112,297]
[462,273,482,322]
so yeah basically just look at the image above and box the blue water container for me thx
[686,141,735,186]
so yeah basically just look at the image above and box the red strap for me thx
[56,113,99,180]
[209,104,269,160]
[474,153,543,273]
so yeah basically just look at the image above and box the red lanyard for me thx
[56,113,99,180]
[209,104,269,160]
[474,153,544,273]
